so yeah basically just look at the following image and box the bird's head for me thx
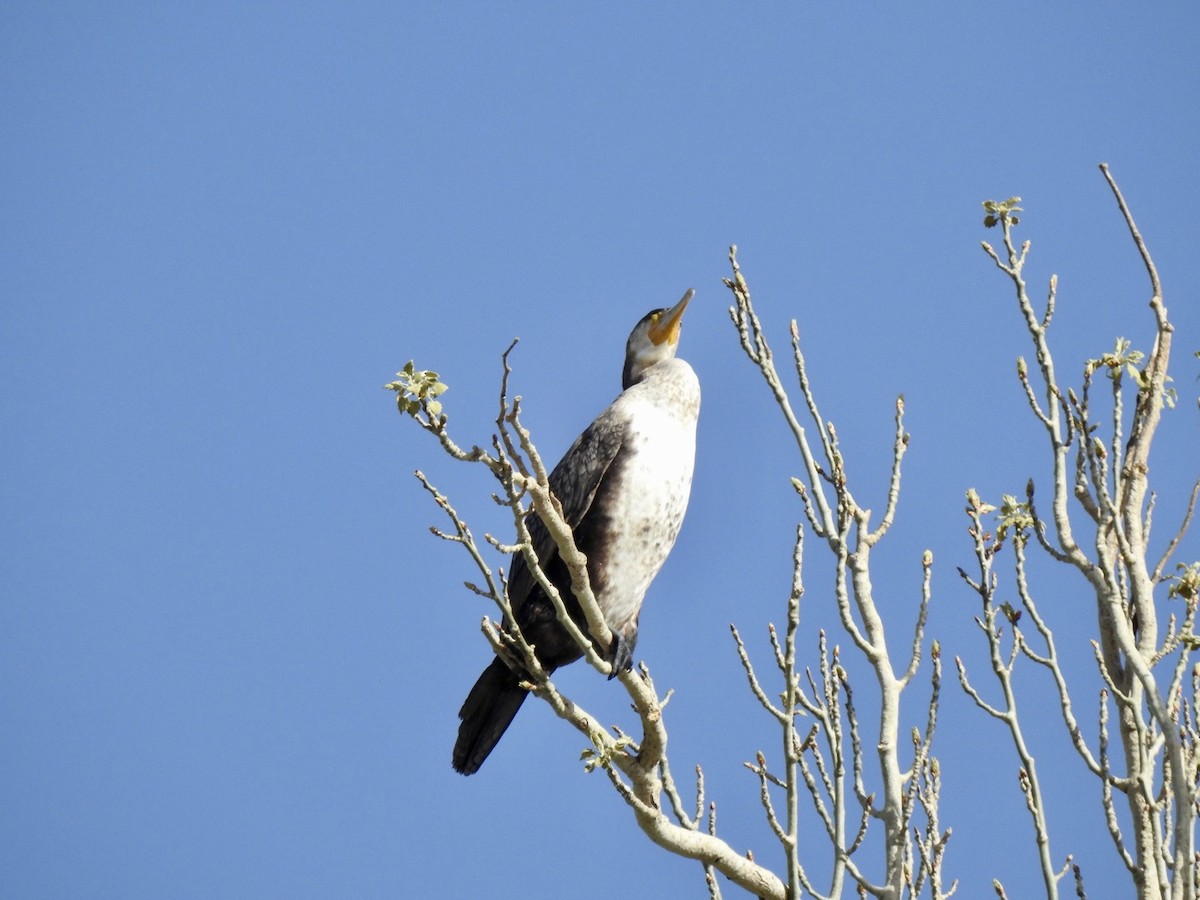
[621,288,694,389]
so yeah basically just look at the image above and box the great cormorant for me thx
[452,290,700,775]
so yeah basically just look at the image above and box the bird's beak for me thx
[648,288,694,347]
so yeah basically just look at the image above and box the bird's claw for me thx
[606,633,636,680]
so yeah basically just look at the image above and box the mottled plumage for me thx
[453,291,700,775]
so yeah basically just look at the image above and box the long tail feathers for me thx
[452,658,529,775]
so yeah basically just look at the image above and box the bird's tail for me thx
[452,657,530,775]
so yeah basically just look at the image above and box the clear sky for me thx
[3,4,1198,898]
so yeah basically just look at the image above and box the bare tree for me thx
[391,166,1196,898]
[957,166,1200,900]
[723,246,946,899]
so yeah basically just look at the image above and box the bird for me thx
[452,289,700,775]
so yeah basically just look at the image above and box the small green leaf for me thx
[1167,562,1200,602]
[996,494,1034,543]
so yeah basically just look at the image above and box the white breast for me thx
[594,359,699,635]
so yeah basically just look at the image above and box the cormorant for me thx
[452,290,700,775]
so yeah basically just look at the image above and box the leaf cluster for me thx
[1086,337,1177,408]
[386,360,449,418]
[995,494,1034,544]
[1085,337,1144,381]
[1167,562,1200,603]
[982,196,1023,228]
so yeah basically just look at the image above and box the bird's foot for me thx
[605,632,636,680]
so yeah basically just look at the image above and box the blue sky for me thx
[3,3,1198,897]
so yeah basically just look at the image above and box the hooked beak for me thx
[648,288,694,347]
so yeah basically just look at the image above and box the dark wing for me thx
[505,407,629,613]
